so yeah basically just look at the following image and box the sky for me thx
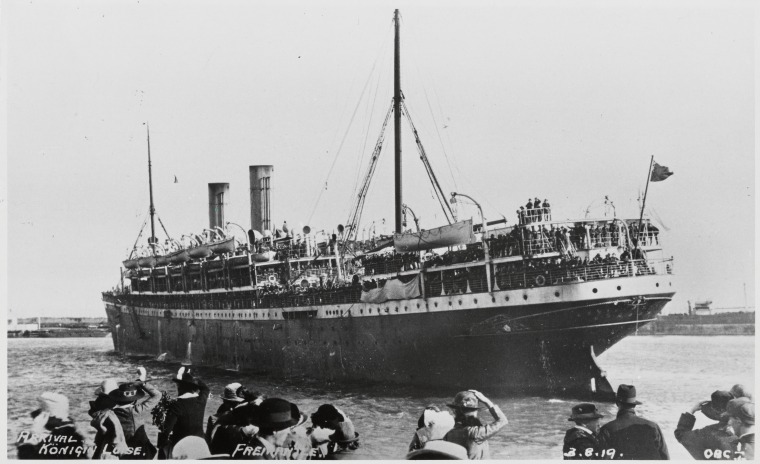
[1,0,755,317]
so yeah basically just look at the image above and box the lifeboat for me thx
[168,249,190,265]
[209,237,236,255]
[188,244,212,259]
[137,256,157,268]
[156,255,169,266]
[252,250,276,262]
[123,258,139,270]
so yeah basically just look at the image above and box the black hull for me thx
[104,277,674,400]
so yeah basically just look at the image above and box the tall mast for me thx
[147,124,157,252]
[393,9,403,233]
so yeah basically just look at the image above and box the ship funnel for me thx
[249,165,273,233]
[208,183,230,230]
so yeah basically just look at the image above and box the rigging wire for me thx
[127,211,150,259]
[306,22,393,226]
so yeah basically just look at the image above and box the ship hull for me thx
[104,274,673,399]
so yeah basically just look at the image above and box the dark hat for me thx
[171,366,201,388]
[108,382,146,404]
[568,403,604,421]
[700,390,733,421]
[616,384,642,405]
[447,391,486,411]
[724,397,754,425]
[253,398,307,431]
[311,404,345,429]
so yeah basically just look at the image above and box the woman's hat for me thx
[220,382,245,403]
[406,440,467,460]
[94,378,119,397]
[616,384,642,405]
[171,366,201,388]
[311,404,345,429]
[568,403,604,421]
[447,391,486,411]
[253,398,307,431]
[31,392,69,420]
[700,390,733,421]
[108,382,146,404]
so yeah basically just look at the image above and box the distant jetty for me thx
[7,317,110,338]
[637,312,754,336]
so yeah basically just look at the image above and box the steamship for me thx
[102,10,675,399]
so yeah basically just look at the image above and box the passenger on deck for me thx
[543,199,551,221]
[443,390,508,459]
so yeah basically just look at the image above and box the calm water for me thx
[7,335,754,460]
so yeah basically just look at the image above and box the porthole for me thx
[669,282,672,287]
[554,292,560,297]
[505,296,510,302]
[616,286,621,291]
[473,299,478,304]
[458,300,462,305]
[592,288,598,293]
[491,297,496,303]
[656,283,660,287]
[523,295,528,300]
[416,304,420,308]
[434,302,438,307]
[449,301,452,306]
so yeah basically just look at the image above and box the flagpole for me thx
[635,155,654,252]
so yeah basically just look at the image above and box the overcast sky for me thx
[2,0,755,317]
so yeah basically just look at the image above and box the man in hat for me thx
[443,389,508,459]
[563,403,603,460]
[206,382,246,444]
[725,397,754,460]
[674,390,735,460]
[231,398,311,460]
[17,392,88,459]
[597,384,669,460]
[158,366,210,458]
[105,367,160,459]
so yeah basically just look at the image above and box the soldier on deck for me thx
[563,403,603,460]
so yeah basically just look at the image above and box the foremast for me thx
[393,9,403,234]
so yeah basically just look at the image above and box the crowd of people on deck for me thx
[517,197,552,224]
[19,374,752,460]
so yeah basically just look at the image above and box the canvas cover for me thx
[360,275,421,303]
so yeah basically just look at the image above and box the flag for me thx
[650,162,673,182]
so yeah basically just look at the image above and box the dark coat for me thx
[17,422,88,460]
[563,426,599,460]
[160,380,210,451]
[674,412,735,460]
[597,408,669,460]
